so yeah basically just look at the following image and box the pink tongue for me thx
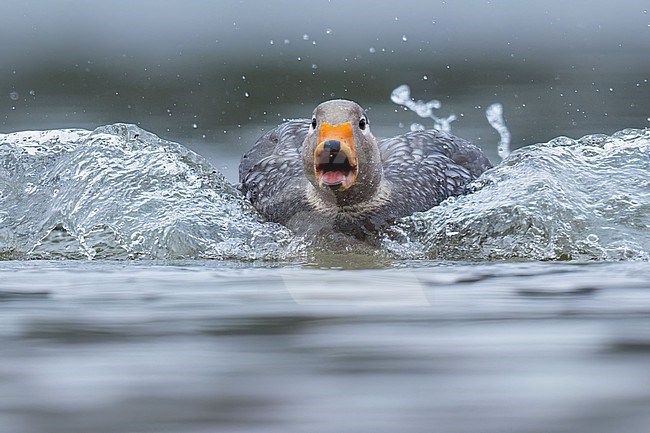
[321,170,347,185]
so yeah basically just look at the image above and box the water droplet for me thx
[302,34,310,41]
[390,85,411,104]
[401,35,408,42]
[325,28,332,35]
[192,123,198,129]
[423,75,428,80]
[244,92,249,97]
[414,101,432,117]
[311,64,318,70]
[486,103,511,160]
[9,91,19,101]
[369,47,376,54]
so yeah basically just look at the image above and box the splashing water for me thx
[390,84,457,132]
[486,102,511,159]
[1,124,649,261]
[0,124,303,260]
[391,84,511,159]
[384,128,650,261]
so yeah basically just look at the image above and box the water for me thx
[2,1,650,432]
[2,261,650,433]
[1,123,650,433]
[0,124,301,261]
[2,124,649,261]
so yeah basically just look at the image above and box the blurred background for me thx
[2,0,649,180]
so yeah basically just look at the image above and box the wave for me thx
[385,129,650,261]
[0,124,303,260]
[1,124,648,261]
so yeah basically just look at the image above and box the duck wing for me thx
[379,129,492,217]
[239,120,311,224]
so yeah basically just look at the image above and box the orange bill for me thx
[313,121,359,191]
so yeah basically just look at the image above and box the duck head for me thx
[302,99,383,207]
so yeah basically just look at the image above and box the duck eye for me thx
[311,118,317,129]
[359,117,367,130]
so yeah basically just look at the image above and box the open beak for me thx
[313,121,359,191]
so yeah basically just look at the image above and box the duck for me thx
[239,99,492,240]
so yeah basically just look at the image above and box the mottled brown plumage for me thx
[239,100,491,239]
